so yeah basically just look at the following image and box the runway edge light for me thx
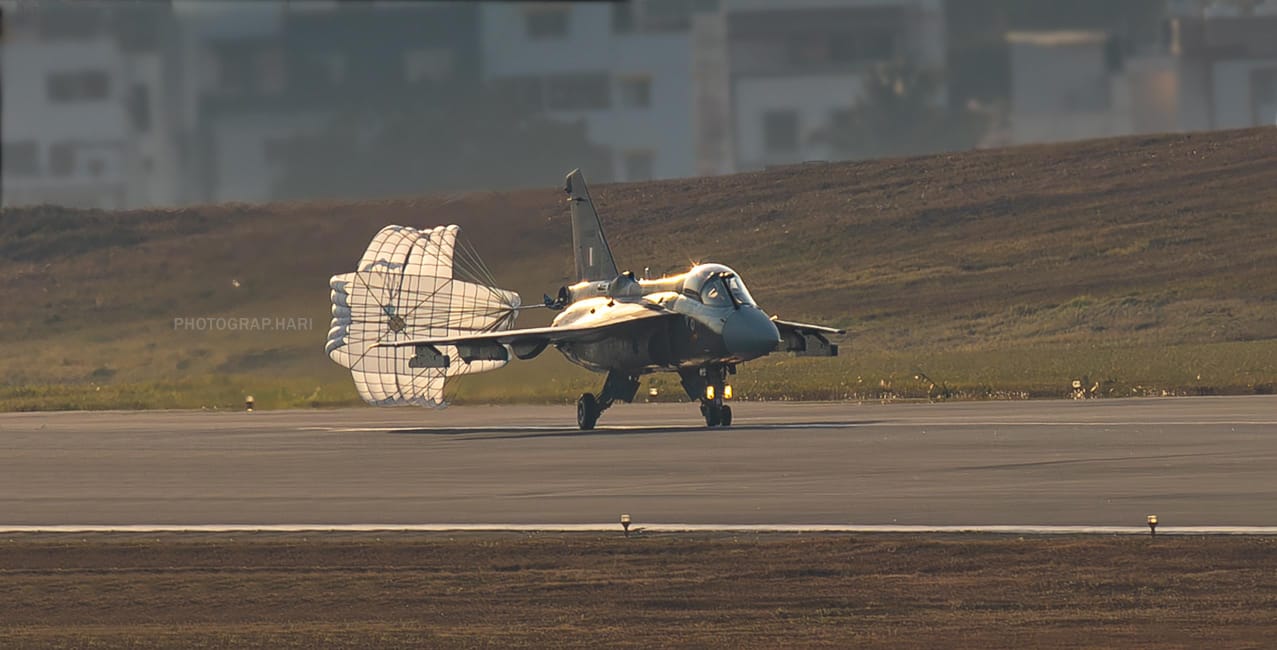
[621,513,632,537]
[245,395,255,412]
[1147,514,1158,537]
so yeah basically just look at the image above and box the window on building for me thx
[46,70,110,103]
[789,34,832,66]
[623,150,655,181]
[38,7,102,40]
[829,34,857,63]
[217,49,253,94]
[81,71,109,100]
[1253,68,1277,125]
[129,84,151,132]
[324,53,347,85]
[404,49,454,84]
[860,32,895,62]
[495,76,545,112]
[525,8,569,40]
[643,0,693,31]
[2,141,38,176]
[546,73,610,110]
[47,73,77,102]
[257,48,286,95]
[618,75,651,108]
[113,5,161,52]
[612,3,635,34]
[763,110,799,153]
[49,143,75,177]
[828,32,894,64]
[1254,68,1277,104]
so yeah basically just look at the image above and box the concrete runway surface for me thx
[1,396,1275,527]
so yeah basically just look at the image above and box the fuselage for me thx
[549,264,781,374]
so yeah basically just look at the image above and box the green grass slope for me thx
[2,127,1276,410]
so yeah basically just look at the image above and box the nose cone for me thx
[722,307,780,357]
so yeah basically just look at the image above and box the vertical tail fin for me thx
[565,169,618,282]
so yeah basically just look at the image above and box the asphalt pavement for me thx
[2,396,1275,527]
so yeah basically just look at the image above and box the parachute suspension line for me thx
[455,239,512,315]
[452,231,518,329]
[454,236,496,287]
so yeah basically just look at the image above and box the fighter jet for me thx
[377,169,844,429]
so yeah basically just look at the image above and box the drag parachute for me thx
[326,225,520,407]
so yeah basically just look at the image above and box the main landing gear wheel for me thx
[721,405,732,427]
[575,371,640,430]
[577,393,599,430]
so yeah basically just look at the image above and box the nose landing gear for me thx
[700,401,732,427]
[681,365,735,428]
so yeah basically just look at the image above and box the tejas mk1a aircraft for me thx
[377,169,844,429]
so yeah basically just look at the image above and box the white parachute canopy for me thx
[326,224,520,407]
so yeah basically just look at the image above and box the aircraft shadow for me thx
[385,421,882,440]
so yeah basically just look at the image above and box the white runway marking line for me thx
[299,423,863,433]
[299,420,1277,433]
[4,524,1277,536]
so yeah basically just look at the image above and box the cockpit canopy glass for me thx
[682,264,757,307]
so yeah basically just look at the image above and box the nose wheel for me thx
[682,365,736,428]
[700,402,732,427]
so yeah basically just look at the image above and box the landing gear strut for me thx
[576,371,640,430]
[680,365,735,428]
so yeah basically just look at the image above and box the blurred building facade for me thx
[3,0,1275,210]
[479,2,709,183]
[190,2,480,203]
[1159,6,1277,129]
[693,0,946,174]
[1004,30,1134,143]
[2,4,185,209]
[999,0,1277,145]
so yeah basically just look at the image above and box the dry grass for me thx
[4,127,1277,408]
[1,533,1275,648]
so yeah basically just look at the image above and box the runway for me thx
[2,396,1276,528]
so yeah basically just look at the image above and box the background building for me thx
[693,0,947,174]
[2,0,1274,209]
[191,2,480,203]
[479,1,710,183]
[2,4,183,209]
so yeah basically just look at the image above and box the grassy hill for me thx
[3,127,1276,410]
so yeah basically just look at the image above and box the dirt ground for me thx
[5,127,1277,403]
[1,533,1274,648]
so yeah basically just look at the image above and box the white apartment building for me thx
[480,1,946,182]
[693,0,947,174]
[185,3,481,203]
[479,1,704,182]
[1005,2,1277,146]
[1164,6,1277,130]
[2,6,183,209]
[1005,31,1136,144]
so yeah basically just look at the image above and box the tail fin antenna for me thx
[565,169,618,282]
